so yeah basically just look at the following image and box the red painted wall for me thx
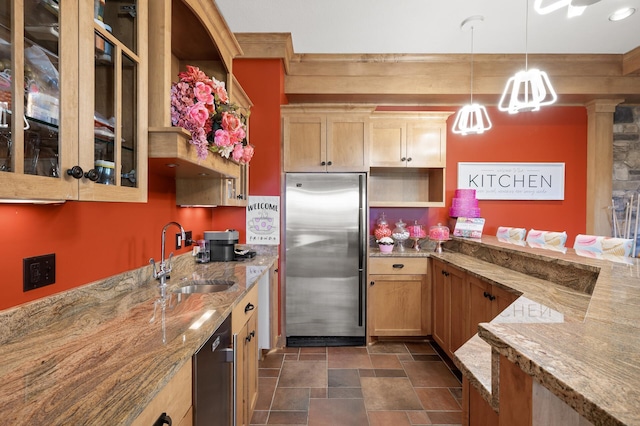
[373,105,587,243]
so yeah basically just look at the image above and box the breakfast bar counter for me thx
[436,236,640,425]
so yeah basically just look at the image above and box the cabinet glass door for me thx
[0,0,61,180]
[89,1,139,189]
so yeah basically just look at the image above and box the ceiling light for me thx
[534,0,600,17]
[609,7,636,21]
[452,16,492,136]
[499,0,557,114]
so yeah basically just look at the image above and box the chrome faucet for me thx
[150,221,186,298]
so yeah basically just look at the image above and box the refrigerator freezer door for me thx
[285,173,366,341]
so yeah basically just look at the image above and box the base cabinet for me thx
[233,285,259,426]
[132,359,192,426]
[431,259,467,359]
[368,257,430,341]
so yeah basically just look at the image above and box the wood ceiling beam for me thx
[623,46,640,76]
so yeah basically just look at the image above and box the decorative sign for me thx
[246,196,280,245]
[457,162,565,200]
[453,217,485,239]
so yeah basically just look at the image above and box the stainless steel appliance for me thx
[285,173,366,346]
[204,230,239,261]
[192,315,233,426]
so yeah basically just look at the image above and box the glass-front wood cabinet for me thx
[0,0,147,203]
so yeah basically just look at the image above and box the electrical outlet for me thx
[175,233,183,250]
[23,253,56,291]
[185,231,193,247]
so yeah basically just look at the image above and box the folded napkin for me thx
[573,234,633,257]
[526,229,567,248]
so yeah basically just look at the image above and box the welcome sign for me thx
[457,162,565,200]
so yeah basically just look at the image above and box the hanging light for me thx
[452,16,492,135]
[499,0,557,114]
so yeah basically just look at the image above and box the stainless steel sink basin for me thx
[173,279,235,294]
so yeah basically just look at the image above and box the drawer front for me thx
[369,257,428,275]
[232,284,259,332]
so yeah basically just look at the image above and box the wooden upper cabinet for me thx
[282,105,374,172]
[370,112,451,168]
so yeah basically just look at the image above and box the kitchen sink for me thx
[173,279,236,294]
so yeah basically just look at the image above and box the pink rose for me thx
[194,81,214,106]
[213,81,229,103]
[221,112,242,132]
[232,143,244,162]
[188,102,209,127]
[242,144,254,164]
[214,129,233,147]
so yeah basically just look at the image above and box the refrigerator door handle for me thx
[358,173,366,328]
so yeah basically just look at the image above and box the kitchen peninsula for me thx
[0,249,278,425]
[432,236,640,425]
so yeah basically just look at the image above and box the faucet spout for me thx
[150,221,186,292]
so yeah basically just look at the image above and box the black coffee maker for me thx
[204,230,239,262]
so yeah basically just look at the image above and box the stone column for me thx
[585,99,624,236]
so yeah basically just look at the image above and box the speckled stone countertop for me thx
[0,250,277,425]
[439,236,640,425]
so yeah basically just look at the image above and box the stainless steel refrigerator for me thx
[284,173,366,346]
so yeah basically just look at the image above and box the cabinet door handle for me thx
[153,413,172,426]
[84,168,100,182]
[66,165,84,179]
[444,271,450,277]
[327,161,332,166]
[321,161,326,166]
[489,295,496,301]
[407,157,412,162]
[244,302,255,313]
[400,157,407,162]
[392,264,405,269]
[483,291,490,299]
[370,281,375,286]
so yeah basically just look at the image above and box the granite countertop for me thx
[441,236,640,425]
[0,251,278,425]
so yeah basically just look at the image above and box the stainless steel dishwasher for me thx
[193,314,233,426]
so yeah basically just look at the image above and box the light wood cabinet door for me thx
[370,119,406,167]
[233,285,259,426]
[368,275,427,336]
[326,115,369,171]
[431,259,449,350]
[283,115,326,172]
[448,265,467,358]
[406,122,446,167]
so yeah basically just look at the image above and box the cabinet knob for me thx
[407,157,412,162]
[327,161,332,166]
[244,302,255,313]
[400,157,407,162]
[370,281,375,286]
[84,168,100,182]
[321,161,326,166]
[66,166,84,179]
[483,291,490,299]
[392,264,405,269]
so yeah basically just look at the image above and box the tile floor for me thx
[250,341,463,426]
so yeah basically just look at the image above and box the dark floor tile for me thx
[413,354,444,362]
[310,387,326,398]
[279,361,327,388]
[271,387,310,411]
[284,353,299,361]
[406,410,431,425]
[374,368,407,377]
[415,387,461,411]
[359,368,375,377]
[267,411,308,425]
[361,377,423,410]
[328,369,360,387]
[260,368,281,378]
[403,361,461,388]
[308,398,368,426]
[406,341,437,354]
[368,410,412,425]
[426,410,462,425]
[449,387,463,406]
[328,387,363,398]
[300,347,327,354]
[327,346,368,355]
[299,353,327,361]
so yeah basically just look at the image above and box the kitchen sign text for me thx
[457,162,565,200]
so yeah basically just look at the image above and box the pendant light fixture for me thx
[498,0,557,114]
[452,16,492,136]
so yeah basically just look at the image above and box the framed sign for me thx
[457,162,565,200]
[246,196,280,245]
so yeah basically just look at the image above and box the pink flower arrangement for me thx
[170,65,254,163]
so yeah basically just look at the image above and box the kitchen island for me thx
[435,236,640,425]
[0,250,277,425]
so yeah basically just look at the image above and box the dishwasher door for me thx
[193,314,233,426]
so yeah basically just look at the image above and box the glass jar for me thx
[392,219,410,251]
[374,212,392,241]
